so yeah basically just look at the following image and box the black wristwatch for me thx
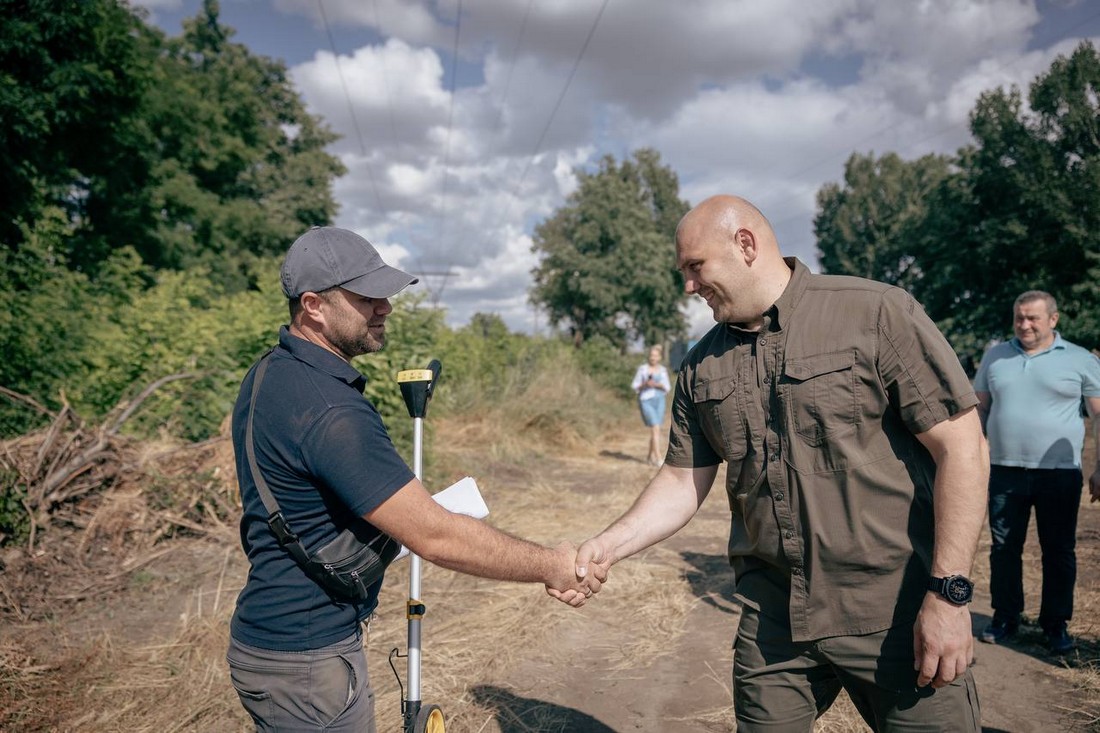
[928,575,974,605]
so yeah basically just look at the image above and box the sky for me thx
[132,0,1100,339]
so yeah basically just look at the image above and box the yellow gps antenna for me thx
[393,360,445,733]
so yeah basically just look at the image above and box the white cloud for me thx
[166,0,1094,336]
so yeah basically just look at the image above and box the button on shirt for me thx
[667,259,977,641]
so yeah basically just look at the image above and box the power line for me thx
[317,0,441,288]
[500,0,534,109]
[431,0,464,307]
[447,0,611,267]
[316,0,383,213]
[511,0,610,201]
[371,0,401,150]
[759,4,1100,229]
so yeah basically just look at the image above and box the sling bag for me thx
[245,353,400,602]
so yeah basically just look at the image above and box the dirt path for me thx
[369,423,1100,732]
[2,415,1097,731]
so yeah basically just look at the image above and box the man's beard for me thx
[330,326,385,358]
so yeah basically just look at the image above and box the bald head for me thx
[675,195,791,329]
[677,195,778,253]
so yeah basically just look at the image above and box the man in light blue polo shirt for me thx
[974,290,1100,654]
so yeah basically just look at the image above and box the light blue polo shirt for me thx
[974,333,1100,469]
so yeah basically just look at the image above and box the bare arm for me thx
[975,391,991,434]
[366,478,587,602]
[912,406,989,688]
[1086,396,1100,503]
[573,463,720,581]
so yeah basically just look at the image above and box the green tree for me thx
[0,0,346,287]
[924,41,1100,353]
[530,149,689,349]
[0,0,153,249]
[815,151,952,291]
[0,0,351,434]
[129,0,346,285]
[814,41,1100,360]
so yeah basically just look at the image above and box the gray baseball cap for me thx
[280,226,418,299]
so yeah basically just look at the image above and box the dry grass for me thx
[1,379,1098,731]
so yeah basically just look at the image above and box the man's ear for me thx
[298,291,328,326]
[735,227,758,265]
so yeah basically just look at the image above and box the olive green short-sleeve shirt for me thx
[667,258,977,641]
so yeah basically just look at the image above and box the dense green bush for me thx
[1,227,638,445]
[576,334,641,400]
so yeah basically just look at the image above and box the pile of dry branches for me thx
[0,375,203,548]
[0,374,240,617]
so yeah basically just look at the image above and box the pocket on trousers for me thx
[229,669,275,726]
[313,651,361,727]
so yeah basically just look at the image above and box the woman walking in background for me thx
[631,345,671,466]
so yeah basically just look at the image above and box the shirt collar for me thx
[1009,331,1066,357]
[723,257,805,337]
[766,257,807,333]
[277,325,367,392]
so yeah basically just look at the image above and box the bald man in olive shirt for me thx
[568,195,988,732]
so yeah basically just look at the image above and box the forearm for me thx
[932,465,988,576]
[1093,415,1099,471]
[368,479,572,588]
[592,464,716,565]
[412,514,563,584]
[912,407,986,688]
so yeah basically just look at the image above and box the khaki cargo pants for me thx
[733,606,980,732]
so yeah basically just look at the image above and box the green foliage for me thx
[0,0,349,438]
[814,41,1100,361]
[530,148,690,349]
[955,41,1100,351]
[576,334,639,400]
[0,0,345,287]
[0,0,153,249]
[133,1,346,281]
[78,259,286,441]
[0,208,141,435]
[0,468,29,545]
[352,293,449,457]
[815,152,952,289]
[433,313,546,412]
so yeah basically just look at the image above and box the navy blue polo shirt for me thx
[230,326,414,651]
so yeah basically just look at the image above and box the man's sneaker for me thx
[1046,628,1074,655]
[979,619,1018,644]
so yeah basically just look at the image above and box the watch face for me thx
[945,576,973,604]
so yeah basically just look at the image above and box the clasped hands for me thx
[544,538,612,607]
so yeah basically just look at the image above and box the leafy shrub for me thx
[0,468,29,545]
[576,334,641,400]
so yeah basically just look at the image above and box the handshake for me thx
[542,537,614,608]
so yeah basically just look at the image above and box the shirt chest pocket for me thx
[783,351,859,446]
[692,373,748,460]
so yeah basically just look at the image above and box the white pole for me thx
[407,415,424,705]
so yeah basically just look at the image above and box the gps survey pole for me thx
[395,360,445,733]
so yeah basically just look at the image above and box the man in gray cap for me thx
[226,227,594,732]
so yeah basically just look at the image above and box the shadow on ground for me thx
[970,611,1098,670]
[598,449,646,464]
[680,551,741,615]
[469,685,616,732]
